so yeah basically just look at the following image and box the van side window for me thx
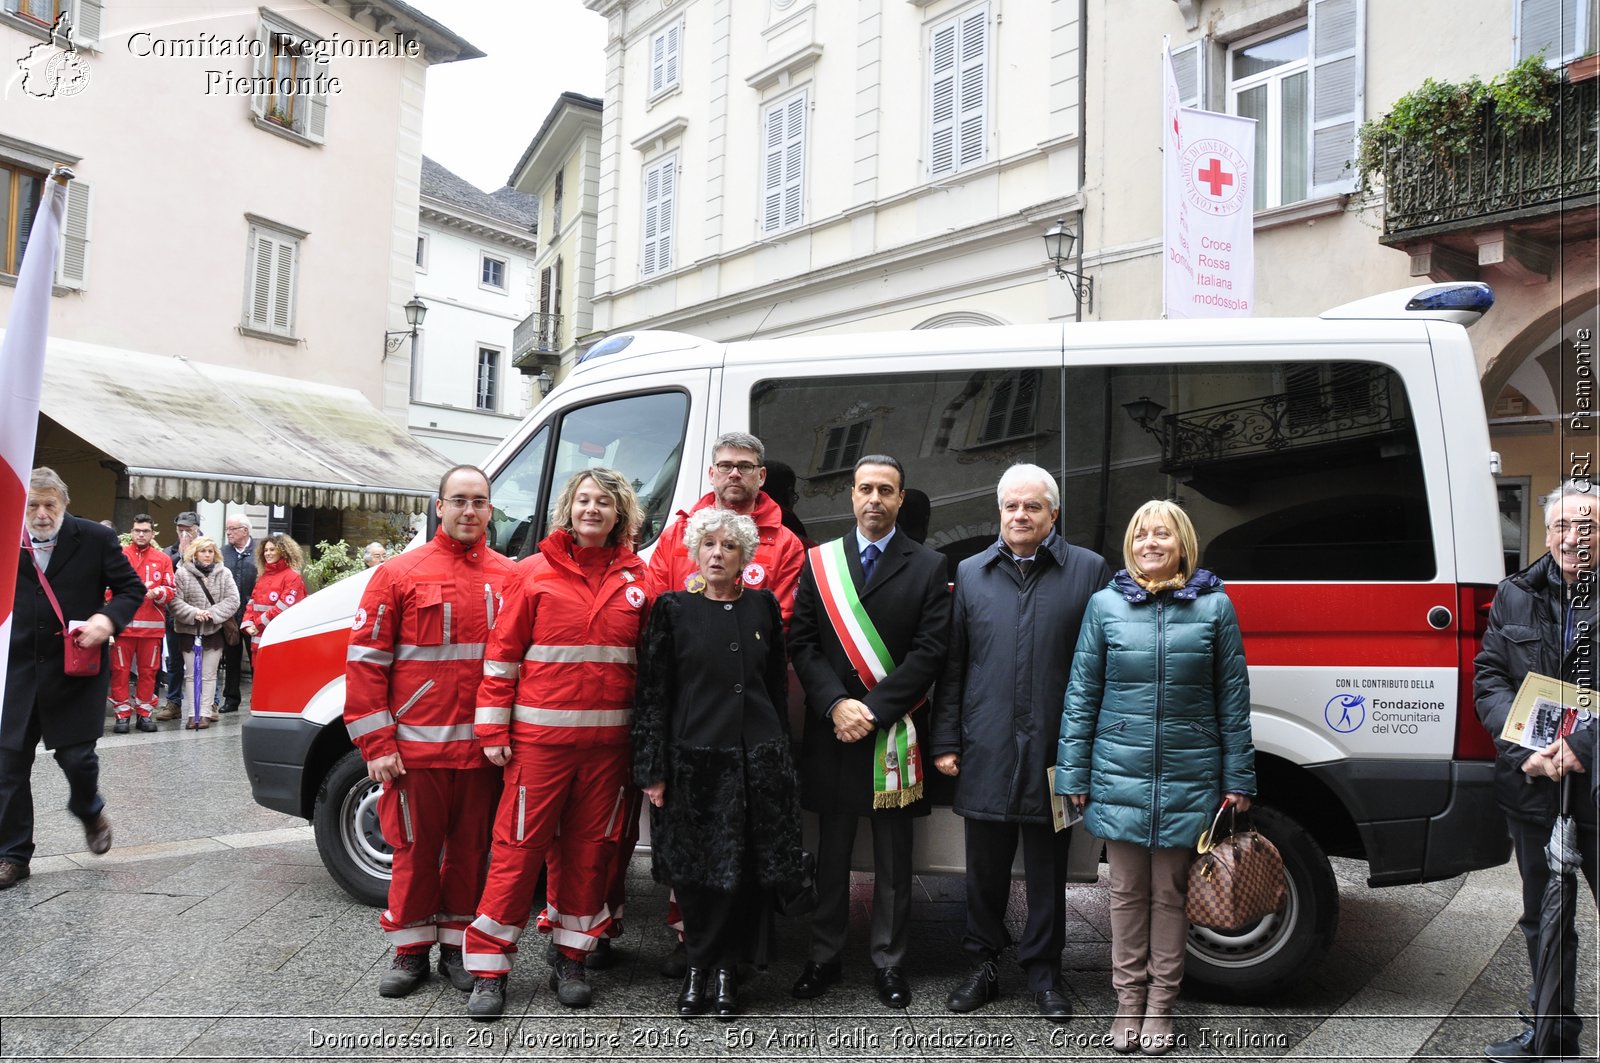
[1064,361,1435,581]
[490,391,690,555]
[752,360,1433,581]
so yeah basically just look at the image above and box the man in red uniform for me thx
[648,431,805,624]
[109,514,173,734]
[344,465,516,999]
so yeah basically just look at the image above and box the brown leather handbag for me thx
[1185,802,1286,932]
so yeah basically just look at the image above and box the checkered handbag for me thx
[1184,802,1286,932]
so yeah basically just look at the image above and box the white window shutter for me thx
[954,5,989,171]
[1308,0,1364,196]
[928,20,958,176]
[650,31,665,95]
[56,179,90,289]
[1516,0,1580,63]
[665,22,681,90]
[272,237,296,334]
[70,0,101,48]
[251,22,270,119]
[1171,39,1203,109]
[304,56,330,143]
[782,93,806,229]
[642,160,663,276]
[247,229,272,330]
[657,159,674,272]
[762,100,785,233]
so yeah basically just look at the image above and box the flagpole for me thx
[0,166,73,720]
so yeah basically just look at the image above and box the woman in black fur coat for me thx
[633,508,804,1020]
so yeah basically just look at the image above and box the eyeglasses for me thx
[713,461,761,475]
[443,497,492,511]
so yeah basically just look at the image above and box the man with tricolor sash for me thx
[789,454,951,1010]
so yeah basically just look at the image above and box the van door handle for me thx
[1427,606,1452,630]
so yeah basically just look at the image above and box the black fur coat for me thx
[632,590,805,893]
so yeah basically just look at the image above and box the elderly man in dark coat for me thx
[1,467,143,888]
[930,463,1110,1021]
[789,454,951,1010]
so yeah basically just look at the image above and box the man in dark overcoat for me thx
[789,453,951,1009]
[930,463,1110,1021]
[218,515,257,713]
[1,467,143,887]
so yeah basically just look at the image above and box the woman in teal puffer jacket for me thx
[1055,500,1255,1055]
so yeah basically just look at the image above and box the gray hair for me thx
[29,466,69,504]
[1543,478,1598,525]
[996,463,1060,510]
[712,432,765,464]
[683,508,759,566]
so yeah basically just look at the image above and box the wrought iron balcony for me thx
[512,310,562,369]
[1129,367,1409,477]
[1377,75,1598,243]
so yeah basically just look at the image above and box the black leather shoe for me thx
[113,717,130,734]
[712,967,738,1021]
[946,960,999,1012]
[876,965,911,1009]
[1035,987,1072,1022]
[219,700,240,714]
[791,960,841,999]
[84,813,112,855]
[135,715,158,733]
[678,967,710,1016]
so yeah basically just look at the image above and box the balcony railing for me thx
[512,310,562,367]
[1146,369,1408,475]
[1378,76,1598,239]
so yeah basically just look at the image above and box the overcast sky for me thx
[405,0,607,193]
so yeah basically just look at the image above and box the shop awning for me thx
[36,337,449,513]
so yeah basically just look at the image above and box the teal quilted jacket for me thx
[1054,568,1256,849]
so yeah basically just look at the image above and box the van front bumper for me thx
[241,713,321,819]
[1310,759,1509,887]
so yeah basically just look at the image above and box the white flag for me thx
[0,174,70,714]
[1162,49,1256,319]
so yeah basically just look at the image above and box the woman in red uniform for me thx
[239,534,307,639]
[462,468,652,1020]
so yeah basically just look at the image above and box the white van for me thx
[242,283,1510,997]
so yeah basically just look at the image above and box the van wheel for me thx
[1183,804,1338,999]
[312,749,392,908]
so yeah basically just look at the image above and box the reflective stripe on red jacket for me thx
[476,528,652,749]
[646,490,804,624]
[119,543,173,638]
[248,560,306,633]
[345,528,518,769]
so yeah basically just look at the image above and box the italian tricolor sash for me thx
[810,538,924,809]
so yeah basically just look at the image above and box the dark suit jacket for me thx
[790,528,952,816]
[5,515,143,751]
[222,541,257,621]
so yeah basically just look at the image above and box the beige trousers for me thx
[1105,839,1191,1009]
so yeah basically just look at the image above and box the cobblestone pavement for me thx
[0,697,1595,1061]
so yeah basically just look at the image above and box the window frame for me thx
[250,11,330,146]
[1515,0,1596,65]
[415,231,429,272]
[241,217,303,341]
[479,252,508,293]
[1227,22,1311,211]
[648,18,684,100]
[476,346,502,412]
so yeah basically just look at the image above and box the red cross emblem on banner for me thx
[1197,157,1234,198]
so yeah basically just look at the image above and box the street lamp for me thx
[1043,217,1094,313]
[535,369,554,397]
[383,296,428,356]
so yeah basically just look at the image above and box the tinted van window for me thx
[752,361,1433,580]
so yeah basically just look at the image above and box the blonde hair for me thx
[185,536,220,563]
[550,467,643,547]
[1122,499,1199,581]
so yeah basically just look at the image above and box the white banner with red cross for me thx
[1163,46,1256,319]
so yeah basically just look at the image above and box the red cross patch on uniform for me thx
[351,607,368,631]
[742,562,766,586]
[625,585,646,609]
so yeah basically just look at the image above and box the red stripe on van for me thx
[251,627,350,716]
[1226,584,1456,668]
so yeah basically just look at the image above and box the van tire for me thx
[1182,804,1338,999]
[313,749,393,908]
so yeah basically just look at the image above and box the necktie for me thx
[861,542,880,584]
